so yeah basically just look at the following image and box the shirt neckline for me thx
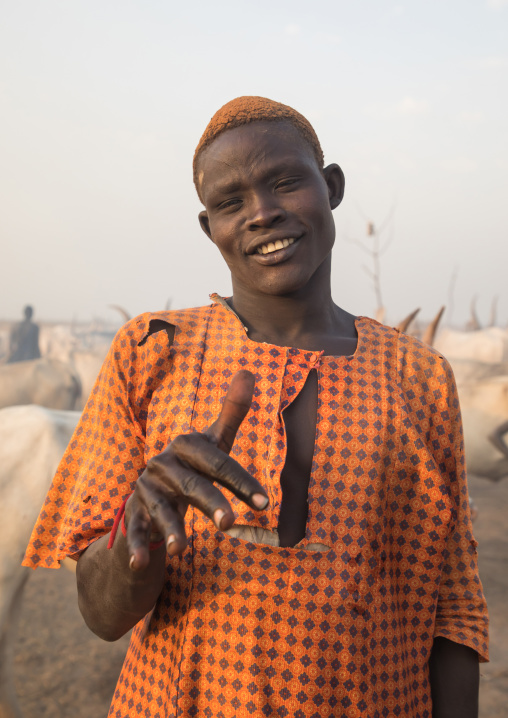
[210,293,367,362]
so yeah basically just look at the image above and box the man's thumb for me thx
[206,370,255,454]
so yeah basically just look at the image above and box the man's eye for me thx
[218,198,241,210]
[276,177,299,190]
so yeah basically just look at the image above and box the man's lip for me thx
[247,234,302,256]
[250,237,301,265]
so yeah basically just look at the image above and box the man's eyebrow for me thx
[211,180,243,196]
[208,156,310,198]
[264,155,310,175]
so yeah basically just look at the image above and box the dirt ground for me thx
[12,473,508,718]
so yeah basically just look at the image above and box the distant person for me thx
[7,305,41,363]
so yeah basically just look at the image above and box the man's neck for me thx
[228,272,357,354]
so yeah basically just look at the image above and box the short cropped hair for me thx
[193,96,324,202]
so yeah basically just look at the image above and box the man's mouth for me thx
[256,238,296,255]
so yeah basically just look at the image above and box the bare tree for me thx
[344,205,395,321]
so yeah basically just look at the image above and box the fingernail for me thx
[214,509,226,530]
[129,555,136,571]
[167,534,176,551]
[252,493,269,509]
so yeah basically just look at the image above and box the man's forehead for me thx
[197,121,314,190]
[202,120,301,156]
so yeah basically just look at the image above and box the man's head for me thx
[193,96,324,203]
[195,96,345,299]
[23,305,34,320]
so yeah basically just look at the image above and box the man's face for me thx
[197,121,344,298]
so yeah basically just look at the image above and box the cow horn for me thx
[421,306,445,346]
[108,305,131,322]
[396,308,420,334]
[466,296,481,331]
[488,296,498,328]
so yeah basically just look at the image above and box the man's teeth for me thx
[257,238,295,255]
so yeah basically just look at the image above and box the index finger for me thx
[206,369,255,454]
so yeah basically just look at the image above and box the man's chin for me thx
[238,278,314,300]
[231,260,327,299]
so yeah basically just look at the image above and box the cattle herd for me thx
[1,312,508,717]
[0,319,113,718]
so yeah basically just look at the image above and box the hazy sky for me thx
[2,0,507,328]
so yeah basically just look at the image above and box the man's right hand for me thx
[124,369,269,571]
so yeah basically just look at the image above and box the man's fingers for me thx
[124,498,158,572]
[167,434,268,510]
[206,369,255,453]
[126,489,187,571]
[130,465,246,557]
[124,369,266,571]
[142,464,238,528]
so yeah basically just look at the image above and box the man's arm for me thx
[76,370,268,641]
[401,347,487,715]
[426,358,483,717]
[76,524,166,641]
[429,637,479,718]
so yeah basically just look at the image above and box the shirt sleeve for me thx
[22,314,173,569]
[431,356,489,662]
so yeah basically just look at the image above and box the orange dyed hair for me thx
[193,96,324,201]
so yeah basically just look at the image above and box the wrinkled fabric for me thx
[24,299,488,718]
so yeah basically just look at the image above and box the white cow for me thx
[0,405,79,718]
[410,319,508,482]
[71,349,108,411]
[434,326,508,364]
[456,374,508,481]
[0,358,81,411]
[37,324,111,411]
[447,358,508,385]
[38,324,79,362]
[432,357,508,481]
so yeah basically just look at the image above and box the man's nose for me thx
[248,192,286,229]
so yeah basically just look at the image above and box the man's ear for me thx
[198,211,213,241]
[323,163,345,210]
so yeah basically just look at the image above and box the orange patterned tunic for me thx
[23,298,489,718]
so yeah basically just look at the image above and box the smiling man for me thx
[24,96,488,718]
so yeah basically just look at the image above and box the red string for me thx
[107,493,131,549]
[107,492,165,550]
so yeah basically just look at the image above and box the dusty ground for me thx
[12,473,508,718]
[12,567,130,717]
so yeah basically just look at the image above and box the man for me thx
[7,304,41,362]
[24,97,488,717]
